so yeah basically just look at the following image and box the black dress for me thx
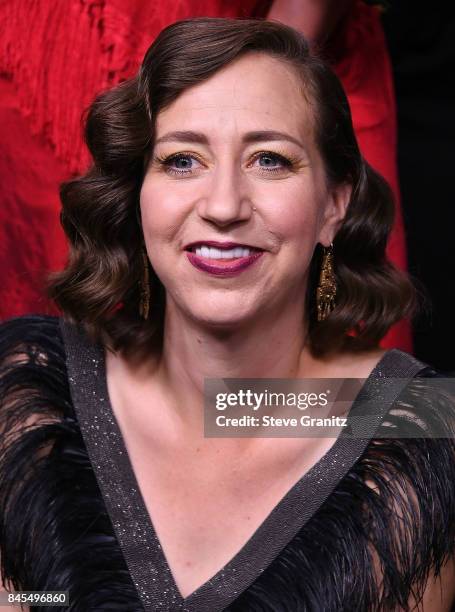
[1,315,454,611]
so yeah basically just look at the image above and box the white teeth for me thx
[194,245,253,259]
[209,247,219,259]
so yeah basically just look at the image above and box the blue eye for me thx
[174,156,193,169]
[255,152,291,171]
[258,153,283,168]
[164,154,199,174]
[155,153,204,177]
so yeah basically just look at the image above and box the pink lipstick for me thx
[184,241,264,277]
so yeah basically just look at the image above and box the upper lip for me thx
[184,240,263,251]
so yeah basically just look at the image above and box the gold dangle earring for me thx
[316,243,336,321]
[139,246,150,320]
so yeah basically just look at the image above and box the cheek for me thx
[138,188,173,283]
[139,179,179,243]
[261,181,323,247]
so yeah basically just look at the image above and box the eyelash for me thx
[154,150,295,176]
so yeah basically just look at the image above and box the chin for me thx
[183,296,259,331]
[190,310,253,330]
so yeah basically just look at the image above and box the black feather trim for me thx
[0,315,143,611]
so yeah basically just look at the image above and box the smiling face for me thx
[139,52,350,329]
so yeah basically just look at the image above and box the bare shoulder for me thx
[334,347,388,378]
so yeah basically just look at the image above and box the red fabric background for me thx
[0,0,411,350]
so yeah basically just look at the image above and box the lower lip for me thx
[185,250,264,276]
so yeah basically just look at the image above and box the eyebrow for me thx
[154,130,305,149]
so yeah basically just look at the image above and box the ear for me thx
[317,182,352,246]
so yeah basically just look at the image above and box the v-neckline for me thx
[60,318,428,612]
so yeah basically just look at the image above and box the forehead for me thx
[154,53,315,144]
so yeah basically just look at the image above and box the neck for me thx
[157,298,311,427]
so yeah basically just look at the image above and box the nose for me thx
[196,160,254,227]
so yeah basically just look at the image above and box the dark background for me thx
[383,3,455,371]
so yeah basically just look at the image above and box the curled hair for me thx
[47,17,417,359]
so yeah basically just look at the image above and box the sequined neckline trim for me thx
[59,318,428,612]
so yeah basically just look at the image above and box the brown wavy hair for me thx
[47,17,417,359]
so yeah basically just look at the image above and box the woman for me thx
[1,18,454,612]
[0,0,411,354]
